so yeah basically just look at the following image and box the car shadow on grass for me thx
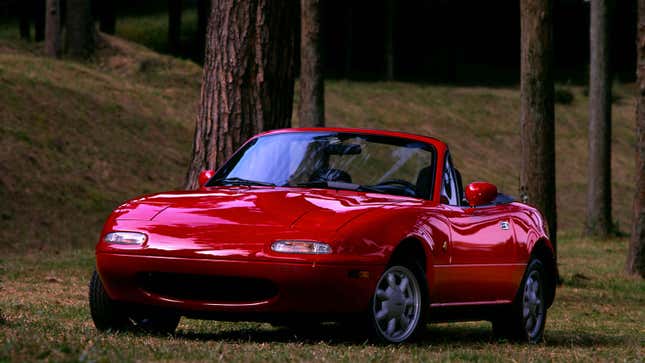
[174,321,627,348]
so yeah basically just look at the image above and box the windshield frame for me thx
[207,131,438,200]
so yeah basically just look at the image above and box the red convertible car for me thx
[90,127,557,344]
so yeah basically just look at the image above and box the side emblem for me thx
[500,221,510,230]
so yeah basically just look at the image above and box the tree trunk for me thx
[168,0,182,53]
[34,0,46,41]
[18,0,31,40]
[185,0,298,190]
[45,0,61,58]
[627,0,645,278]
[66,0,95,58]
[298,0,324,127]
[585,0,614,237]
[344,2,353,78]
[98,0,116,35]
[384,0,394,81]
[519,0,557,255]
[196,0,210,61]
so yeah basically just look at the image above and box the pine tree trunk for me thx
[384,0,394,81]
[98,0,116,35]
[519,0,557,255]
[168,0,182,53]
[298,0,324,127]
[344,3,353,78]
[196,0,210,61]
[34,0,46,41]
[185,0,297,190]
[66,0,95,58]
[18,1,31,40]
[45,0,61,58]
[627,0,645,278]
[586,0,613,237]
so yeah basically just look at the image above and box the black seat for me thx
[415,166,432,199]
[310,168,352,183]
[454,168,466,206]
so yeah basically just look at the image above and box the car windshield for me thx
[209,131,436,199]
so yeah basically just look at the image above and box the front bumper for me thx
[96,252,384,316]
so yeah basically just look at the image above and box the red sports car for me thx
[90,127,557,344]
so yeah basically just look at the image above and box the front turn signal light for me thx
[271,240,332,254]
[103,231,147,245]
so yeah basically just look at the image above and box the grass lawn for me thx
[0,235,642,362]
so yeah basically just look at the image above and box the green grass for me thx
[0,236,642,362]
[116,9,199,60]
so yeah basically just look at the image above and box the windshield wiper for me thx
[290,181,381,193]
[212,177,276,187]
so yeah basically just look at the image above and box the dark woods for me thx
[1,0,637,84]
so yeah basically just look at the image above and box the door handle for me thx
[442,240,448,252]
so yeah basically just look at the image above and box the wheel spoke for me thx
[376,289,388,300]
[387,273,397,289]
[404,297,415,307]
[375,306,389,321]
[525,316,534,331]
[400,314,410,330]
[386,318,397,336]
[523,306,530,318]
[399,276,409,293]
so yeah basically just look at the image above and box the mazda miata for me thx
[89,127,557,343]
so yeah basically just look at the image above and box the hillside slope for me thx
[0,36,637,249]
[0,36,200,249]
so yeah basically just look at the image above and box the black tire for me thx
[89,270,130,331]
[368,262,428,343]
[89,270,180,335]
[492,259,547,343]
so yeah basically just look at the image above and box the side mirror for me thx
[465,181,498,207]
[198,169,215,187]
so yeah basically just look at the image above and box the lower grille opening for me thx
[138,272,279,302]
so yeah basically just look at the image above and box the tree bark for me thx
[627,0,645,278]
[168,0,183,53]
[98,0,116,35]
[185,0,298,189]
[384,0,394,81]
[196,0,211,61]
[585,0,614,237]
[45,0,61,58]
[298,0,325,127]
[519,0,557,255]
[66,0,95,58]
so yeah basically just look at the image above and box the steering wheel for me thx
[376,179,416,189]
[370,179,417,197]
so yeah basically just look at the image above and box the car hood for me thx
[115,186,422,231]
[106,187,425,261]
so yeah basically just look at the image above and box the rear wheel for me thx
[492,259,547,343]
[368,263,427,343]
[89,270,180,335]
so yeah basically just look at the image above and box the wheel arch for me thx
[530,238,557,308]
[388,236,429,271]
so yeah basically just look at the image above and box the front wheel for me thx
[368,264,427,343]
[492,259,547,343]
[89,270,180,335]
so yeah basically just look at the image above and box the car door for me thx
[432,154,519,304]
